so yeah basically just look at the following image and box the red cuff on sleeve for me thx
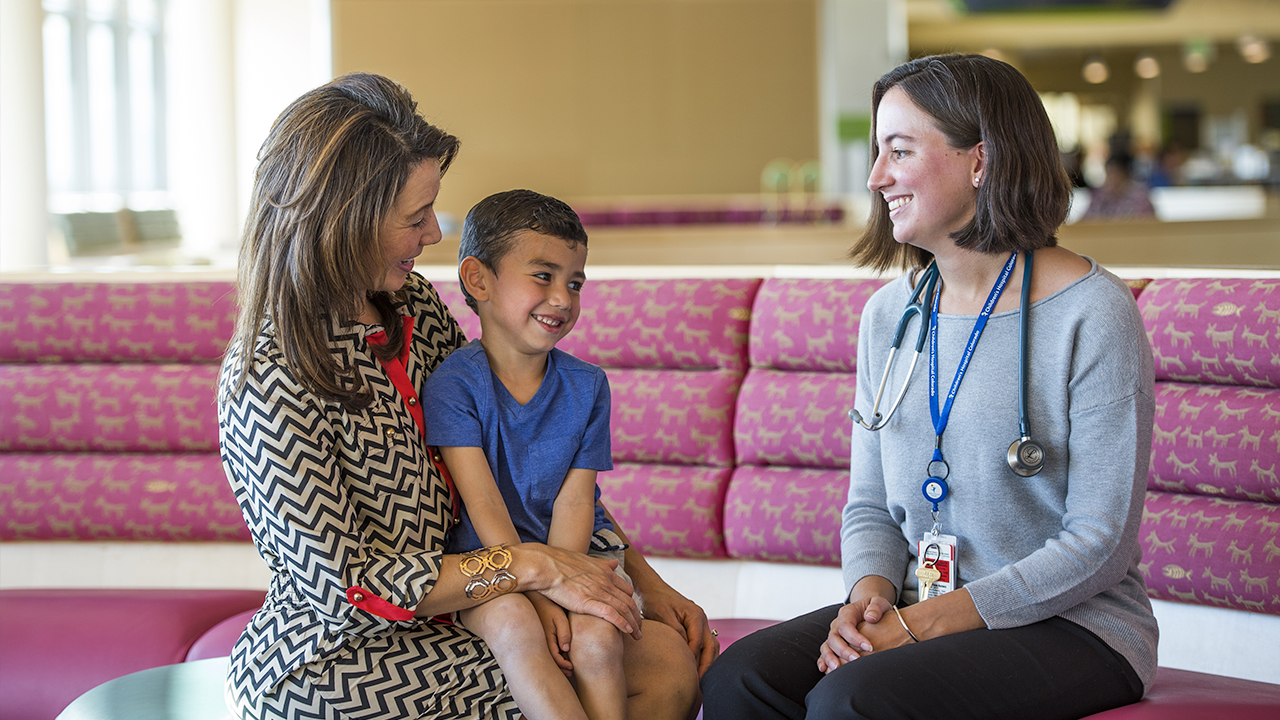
[346,586,415,622]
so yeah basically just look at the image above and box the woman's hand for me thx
[818,596,891,673]
[529,592,574,676]
[818,575,897,674]
[634,572,720,678]
[601,501,720,677]
[517,544,644,641]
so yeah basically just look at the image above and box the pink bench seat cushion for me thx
[186,608,259,662]
[0,589,264,720]
[1083,667,1280,719]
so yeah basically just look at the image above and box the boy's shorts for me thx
[589,527,644,614]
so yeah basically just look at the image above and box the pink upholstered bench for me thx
[0,589,264,720]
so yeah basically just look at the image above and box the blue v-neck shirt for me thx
[422,340,614,553]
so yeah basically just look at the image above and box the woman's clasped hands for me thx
[818,581,915,674]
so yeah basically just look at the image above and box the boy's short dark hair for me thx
[458,189,589,312]
[851,53,1072,273]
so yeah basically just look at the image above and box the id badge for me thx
[917,532,958,599]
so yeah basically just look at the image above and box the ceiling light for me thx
[1238,35,1271,64]
[1134,54,1160,79]
[1083,57,1109,84]
[1183,39,1215,73]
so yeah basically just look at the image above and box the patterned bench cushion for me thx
[1140,277,1279,387]
[609,368,739,467]
[598,463,731,559]
[0,364,219,453]
[0,453,245,541]
[0,282,237,363]
[734,369,855,469]
[1140,490,1279,615]
[722,466,846,565]
[1150,382,1280,502]
[749,278,884,372]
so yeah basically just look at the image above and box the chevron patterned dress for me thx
[217,274,522,719]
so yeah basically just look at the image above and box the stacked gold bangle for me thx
[460,545,517,600]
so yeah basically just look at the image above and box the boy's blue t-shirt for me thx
[422,340,614,553]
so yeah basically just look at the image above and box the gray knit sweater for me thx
[843,259,1159,691]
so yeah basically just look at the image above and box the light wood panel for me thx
[332,0,819,224]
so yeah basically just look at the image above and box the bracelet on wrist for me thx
[460,545,517,600]
[892,605,920,643]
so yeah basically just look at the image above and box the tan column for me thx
[1,0,50,271]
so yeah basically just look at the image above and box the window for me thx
[43,0,167,214]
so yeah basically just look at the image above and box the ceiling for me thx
[906,0,1280,52]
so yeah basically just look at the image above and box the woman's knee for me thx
[805,655,912,720]
[627,620,699,717]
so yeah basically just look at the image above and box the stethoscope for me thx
[849,252,1045,478]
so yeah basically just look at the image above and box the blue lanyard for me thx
[924,251,1018,512]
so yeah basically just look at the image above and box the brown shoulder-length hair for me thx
[851,54,1072,273]
[225,72,459,410]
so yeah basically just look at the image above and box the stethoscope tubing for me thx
[855,252,1042,477]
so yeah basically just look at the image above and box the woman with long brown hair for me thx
[219,72,708,720]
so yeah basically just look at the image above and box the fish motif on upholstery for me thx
[1140,278,1279,388]
[1139,490,1280,615]
[0,282,237,363]
[734,369,855,469]
[597,462,731,558]
[749,278,884,372]
[722,465,847,565]
[0,454,246,541]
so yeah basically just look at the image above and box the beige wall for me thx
[332,0,819,220]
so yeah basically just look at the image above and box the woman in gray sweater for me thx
[703,54,1156,720]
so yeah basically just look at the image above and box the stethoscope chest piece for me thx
[1007,436,1045,477]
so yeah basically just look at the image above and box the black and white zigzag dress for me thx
[217,274,521,720]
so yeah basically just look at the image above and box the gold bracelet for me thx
[460,545,517,600]
[892,605,920,643]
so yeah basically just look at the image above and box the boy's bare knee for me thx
[568,613,624,663]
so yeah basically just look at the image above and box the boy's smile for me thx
[473,230,588,360]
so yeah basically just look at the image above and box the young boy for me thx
[422,189,630,720]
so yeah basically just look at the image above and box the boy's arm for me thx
[437,446,521,547]
[546,468,598,554]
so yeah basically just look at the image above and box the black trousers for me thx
[701,604,1143,720]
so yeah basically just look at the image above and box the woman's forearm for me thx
[901,587,985,640]
[413,544,550,618]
